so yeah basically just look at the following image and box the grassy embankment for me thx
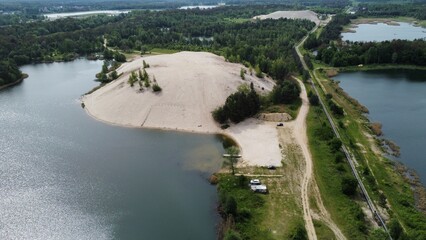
[307,66,426,238]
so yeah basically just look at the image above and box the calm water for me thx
[341,22,426,42]
[334,69,426,184]
[44,10,130,19]
[0,59,224,239]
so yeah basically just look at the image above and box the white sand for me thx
[83,51,281,166]
[254,10,320,26]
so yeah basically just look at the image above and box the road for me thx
[292,77,346,240]
[294,15,392,240]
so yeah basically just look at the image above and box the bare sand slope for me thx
[254,10,320,26]
[83,51,281,166]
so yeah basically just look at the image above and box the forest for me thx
[303,11,426,67]
[316,40,426,67]
[0,5,316,87]
[356,3,426,20]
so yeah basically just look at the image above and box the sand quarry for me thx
[83,51,282,166]
[254,10,320,26]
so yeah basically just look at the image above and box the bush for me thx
[152,83,162,92]
[212,88,260,124]
[289,222,308,240]
[329,138,342,153]
[341,175,358,196]
[213,107,227,124]
[271,80,301,104]
[224,230,242,240]
[114,52,126,62]
[308,93,319,106]
[225,196,237,217]
[328,100,344,116]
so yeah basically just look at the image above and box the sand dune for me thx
[83,51,282,166]
[254,10,320,26]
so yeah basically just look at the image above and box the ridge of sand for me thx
[83,51,282,166]
[254,10,320,26]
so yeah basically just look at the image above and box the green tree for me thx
[110,70,118,80]
[240,68,245,80]
[143,60,150,68]
[224,230,242,240]
[128,71,137,87]
[271,80,301,104]
[254,64,263,78]
[341,175,358,196]
[152,83,162,92]
[226,146,240,175]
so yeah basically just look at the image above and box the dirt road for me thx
[287,78,346,240]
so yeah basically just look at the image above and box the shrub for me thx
[114,52,126,62]
[308,93,319,106]
[152,83,162,92]
[224,230,242,240]
[289,222,308,240]
[329,138,342,153]
[225,196,237,217]
[271,80,301,104]
[341,175,358,196]
[213,107,227,124]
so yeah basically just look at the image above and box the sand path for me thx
[286,78,345,240]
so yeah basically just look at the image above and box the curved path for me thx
[292,78,317,240]
[292,77,347,240]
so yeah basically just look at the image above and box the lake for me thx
[178,5,220,10]
[341,22,426,42]
[44,10,130,19]
[334,69,426,184]
[0,59,224,239]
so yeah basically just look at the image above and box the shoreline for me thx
[83,103,242,149]
[331,70,426,212]
[339,64,426,72]
[0,74,29,91]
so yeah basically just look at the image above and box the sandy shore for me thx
[83,51,282,166]
[254,10,320,26]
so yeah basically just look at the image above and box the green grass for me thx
[313,220,335,240]
[306,105,368,239]
[261,98,302,120]
[217,174,274,240]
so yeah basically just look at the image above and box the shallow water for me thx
[334,69,426,184]
[0,59,224,239]
[341,22,426,42]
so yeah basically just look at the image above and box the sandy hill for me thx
[83,51,275,132]
[254,10,320,26]
[83,51,282,166]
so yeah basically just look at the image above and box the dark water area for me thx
[334,69,426,184]
[0,59,224,239]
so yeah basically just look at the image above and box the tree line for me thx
[0,5,315,87]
